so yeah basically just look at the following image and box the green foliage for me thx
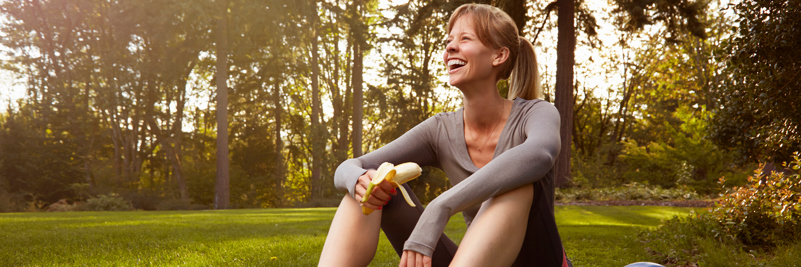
[556,182,699,202]
[46,199,79,212]
[80,194,133,211]
[155,199,208,211]
[638,213,780,266]
[712,153,801,248]
[0,105,84,205]
[621,106,750,193]
[710,0,801,164]
[639,154,801,265]
[640,213,801,266]
[613,0,708,42]
[407,167,451,205]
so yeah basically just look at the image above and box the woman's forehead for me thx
[448,16,476,36]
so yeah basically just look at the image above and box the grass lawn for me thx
[0,205,701,266]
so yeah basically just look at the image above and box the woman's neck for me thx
[461,81,512,130]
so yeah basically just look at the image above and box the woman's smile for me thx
[447,58,467,74]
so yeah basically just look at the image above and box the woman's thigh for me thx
[450,184,534,267]
[319,194,383,266]
[380,183,459,267]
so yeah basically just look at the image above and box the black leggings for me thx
[380,182,566,267]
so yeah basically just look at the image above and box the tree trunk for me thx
[273,76,285,205]
[214,0,230,209]
[352,39,364,157]
[495,0,527,34]
[339,33,354,163]
[554,0,575,188]
[310,2,323,199]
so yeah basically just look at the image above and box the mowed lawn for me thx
[0,205,701,266]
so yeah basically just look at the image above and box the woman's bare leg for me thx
[450,184,534,267]
[319,195,382,267]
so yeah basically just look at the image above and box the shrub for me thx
[155,199,207,211]
[118,189,163,211]
[555,182,700,202]
[79,193,133,211]
[46,199,78,212]
[639,152,801,266]
[0,188,25,212]
[711,152,801,248]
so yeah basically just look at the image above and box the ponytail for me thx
[508,37,542,100]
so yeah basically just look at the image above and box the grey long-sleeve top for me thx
[334,97,561,257]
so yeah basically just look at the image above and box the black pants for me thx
[380,182,567,267]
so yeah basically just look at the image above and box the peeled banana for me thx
[360,162,422,215]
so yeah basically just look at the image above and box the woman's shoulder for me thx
[515,98,559,117]
[426,108,462,125]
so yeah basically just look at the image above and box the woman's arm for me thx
[403,103,561,257]
[334,115,441,199]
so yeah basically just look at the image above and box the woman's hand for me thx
[400,250,432,267]
[354,170,397,211]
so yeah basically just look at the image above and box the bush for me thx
[712,152,801,248]
[571,145,627,188]
[639,152,801,265]
[79,193,133,211]
[0,189,25,212]
[155,199,207,211]
[46,199,78,212]
[555,182,700,202]
[118,189,163,211]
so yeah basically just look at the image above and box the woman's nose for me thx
[445,40,457,53]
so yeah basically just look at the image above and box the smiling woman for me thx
[319,3,568,267]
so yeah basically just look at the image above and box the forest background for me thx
[0,0,798,211]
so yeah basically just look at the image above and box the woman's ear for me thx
[492,47,510,67]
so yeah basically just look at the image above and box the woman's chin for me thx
[448,77,465,88]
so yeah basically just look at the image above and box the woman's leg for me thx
[320,184,459,267]
[449,184,534,267]
[380,184,459,266]
[319,195,383,267]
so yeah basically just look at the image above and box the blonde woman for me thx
[320,4,569,267]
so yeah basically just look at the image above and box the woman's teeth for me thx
[448,59,466,70]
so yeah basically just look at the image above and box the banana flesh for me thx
[360,162,422,215]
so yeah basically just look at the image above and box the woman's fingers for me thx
[370,185,391,202]
[399,250,430,267]
[399,251,408,267]
[354,177,368,201]
[378,179,398,196]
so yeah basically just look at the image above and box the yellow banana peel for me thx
[360,162,422,215]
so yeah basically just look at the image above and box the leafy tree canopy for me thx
[710,0,801,164]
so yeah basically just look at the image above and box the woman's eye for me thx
[461,36,470,41]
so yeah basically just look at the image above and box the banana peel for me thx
[360,162,422,215]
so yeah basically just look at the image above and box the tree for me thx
[710,0,801,164]
[214,0,230,209]
[553,0,575,187]
[351,0,366,157]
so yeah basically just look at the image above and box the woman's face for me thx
[443,16,502,89]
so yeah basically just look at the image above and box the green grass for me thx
[0,206,700,266]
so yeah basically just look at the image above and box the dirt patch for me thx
[557,200,713,207]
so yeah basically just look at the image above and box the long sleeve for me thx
[334,116,441,199]
[402,103,561,257]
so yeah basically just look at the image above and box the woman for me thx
[320,4,568,267]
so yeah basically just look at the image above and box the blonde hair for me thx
[447,4,542,100]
